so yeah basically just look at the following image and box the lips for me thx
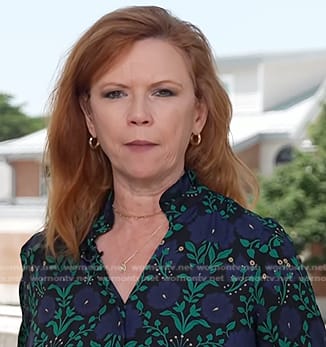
[125,140,158,152]
[125,140,157,145]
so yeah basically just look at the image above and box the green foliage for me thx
[309,103,326,151]
[256,104,326,253]
[0,93,46,141]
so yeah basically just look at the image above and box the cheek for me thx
[94,122,114,143]
[170,114,193,142]
[91,108,120,137]
[163,127,191,159]
[91,120,120,157]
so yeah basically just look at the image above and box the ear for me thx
[193,99,208,134]
[79,94,97,138]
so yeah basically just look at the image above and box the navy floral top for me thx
[18,170,326,346]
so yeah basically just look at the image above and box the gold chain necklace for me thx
[119,223,165,272]
[113,205,162,220]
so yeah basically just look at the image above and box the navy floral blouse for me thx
[18,170,326,346]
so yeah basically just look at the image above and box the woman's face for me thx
[85,38,207,182]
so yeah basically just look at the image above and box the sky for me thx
[0,0,325,116]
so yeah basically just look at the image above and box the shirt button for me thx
[160,240,165,246]
[178,246,184,252]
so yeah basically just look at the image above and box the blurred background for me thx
[0,0,325,345]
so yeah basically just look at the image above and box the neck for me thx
[112,168,184,218]
[112,206,163,220]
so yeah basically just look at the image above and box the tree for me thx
[310,103,326,151]
[0,93,46,141]
[256,103,326,256]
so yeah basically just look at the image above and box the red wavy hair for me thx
[45,6,258,259]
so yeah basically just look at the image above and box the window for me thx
[275,145,294,165]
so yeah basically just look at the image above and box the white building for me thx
[220,49,326,175]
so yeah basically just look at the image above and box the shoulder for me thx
[196,185,297,259]
[232,207,297,262]
[20,231,46,266]
[21,230,46,254]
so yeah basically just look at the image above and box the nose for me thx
[127,94,153,126]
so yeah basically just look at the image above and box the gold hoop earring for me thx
[190,133,201,146]
[88,137,100,150]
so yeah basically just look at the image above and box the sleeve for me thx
[17,244,32,346]
[254,222,326,346]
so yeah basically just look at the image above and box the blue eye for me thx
[154,89,175,97]
[103,90,126,99]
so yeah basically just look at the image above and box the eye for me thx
[153,89,175,97]
[103,90,127,99]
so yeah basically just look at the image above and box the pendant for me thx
[120,262,127,272]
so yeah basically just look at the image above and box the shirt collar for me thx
[83,169,199,247]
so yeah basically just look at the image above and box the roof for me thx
[218,49,326,68]
[0,129,46,160]
[230,78,326,151]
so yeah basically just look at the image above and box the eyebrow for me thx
[97,80,184,89]
[151,80,184,88]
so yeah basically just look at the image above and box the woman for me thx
[18,6,325,346]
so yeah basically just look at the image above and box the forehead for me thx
[94,38,194,85]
